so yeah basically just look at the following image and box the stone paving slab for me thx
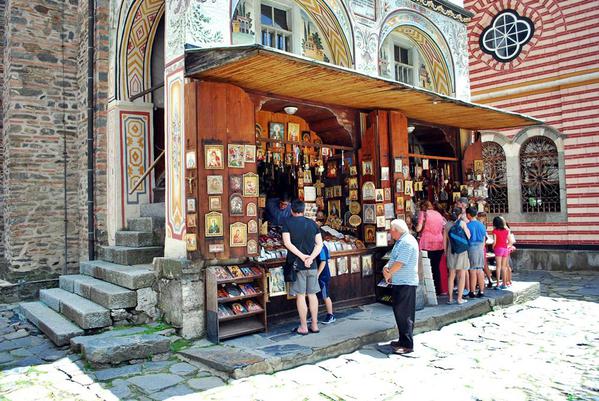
[180,281,540,379]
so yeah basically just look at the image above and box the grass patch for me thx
[170,338,191,353]
[140,322,172,335]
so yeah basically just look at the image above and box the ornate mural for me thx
[120,111,153,204]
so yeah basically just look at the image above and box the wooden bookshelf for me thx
[206,265,268,343]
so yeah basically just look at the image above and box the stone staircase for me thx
[19,203,165,347]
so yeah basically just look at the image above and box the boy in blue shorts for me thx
[317,243,336,324]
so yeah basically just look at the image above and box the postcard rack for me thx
[206,264,268,343]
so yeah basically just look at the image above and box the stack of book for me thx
[217,283,259,298]
[215,265,262,281]
[217,300,263,318]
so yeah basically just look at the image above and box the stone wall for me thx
[2,0,82,282]
[512,249,599,272]
[0,0,6,262]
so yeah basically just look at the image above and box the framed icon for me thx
[245,145,256,163]
[204,144,224,169]
[248,219,258,234]
[246,202,257,216]
[364,225,376,243]
[187,198,196,213]
[363,204,376,224]
[381,167,390,181]
[384,187,392,201]
[375,189,384,202]
[349,189,359,201]
[247,239,258,255]
[229,174,242,193]
[328,200,341,217]
[208,196,221,211]
[206,175,223,195]
[228,144,245,168]
[243,173,259,197]
[361,255,373,276]
[350,256,361,274]
[376,215,386,228]
[268,266,286,296]
[362,181,376,200]
[350,165,358,176]
[349,177,359,190]
[204,212,223,238]
[230,222,247,247]
[376,231,388,247]
[394,158,403,174]
[269,122,285,145]
[396,179,404,193]
[288,122,300,142]
[230,194,244,216]
[185,234,197,251]
[362,160,373,176]
[186,213,197,228]
[185,151,197,169]
[328,258,337,277]
[337,257,348,275]
[376,203,385,216]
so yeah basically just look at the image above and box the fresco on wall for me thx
[186,0,227,47]
[232,0,255,44]
[301,10,330,63]
[355,27,378,75]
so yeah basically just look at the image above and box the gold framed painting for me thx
[349,189,359,201]
[243,173,259,197]
[204,144,224,169]
[364,225,376,243]
[384,188,392,201]
[362,160,373,176]
[268,266,287,296]
[205,212,223,238]
[349,177,359,190]
[186,213,197,228]
[208,196,221,211]
[230,222,247,247]
[185,233,197,251]
[247,239,258,255]
[376,203,385,216]
[362,181,376,201]
[227,144,245,168]
[230,194,244,216]
[269,122,285,146]
[363,204,376,224]
[248,219,258,234]
[206,175,223,195]
[375,189,384,202]
[185,151,197,169]
[350,256,361,274]
[244,145,256,163]
[187,198,196,213]
[361,255,373,276]
[229,174,242,193]
[246,202,257,216]
[288,122,300,142]
[328,200,341,217]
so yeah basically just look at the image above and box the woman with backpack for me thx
[443,208,471,304]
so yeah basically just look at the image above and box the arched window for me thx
[519,136,560,213]
[482,141,508,213]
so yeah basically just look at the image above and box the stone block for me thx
[99,245,163,266]
[39,288,111,329]
[136,287,159,319]
[153,257,189,280]
[76,334,170,365]
[19,301,83,346]
[80,260,155,289]
[116,231,156,247]
[127,373,183,394]
[141,202,166,219]
[128,217,165,232]
[60,274,137,309]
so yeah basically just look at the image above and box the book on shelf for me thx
[231,302,248,315]
[228,266,245,278]
[215,266,233,281]
[377,278,391,288]
[240,283,257,295]
[240,266,254,276]
[218,304,234,318]
[250,266,262,276]
[217,286,229,298]
[244,300,262,312]
[225,284,243,297]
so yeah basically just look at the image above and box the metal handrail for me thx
[129,149,165,195]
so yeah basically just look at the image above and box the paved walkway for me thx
[0,270,597,400]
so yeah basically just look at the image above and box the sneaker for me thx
[463,289,470,297]
[468,292,476,299]
[477,292,485,298]
[322,314,336,324]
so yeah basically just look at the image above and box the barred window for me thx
[520,136,560,213]
[482,142,508,213]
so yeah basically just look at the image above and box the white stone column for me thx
[106,101,155,245]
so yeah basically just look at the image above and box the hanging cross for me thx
[186,175,195,193]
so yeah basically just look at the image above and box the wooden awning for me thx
[185,45,542,130]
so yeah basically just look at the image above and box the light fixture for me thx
[407,125,415,134]
[432,101,439,105]
[283,106,298,115]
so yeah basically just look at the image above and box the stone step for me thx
[115,231,157,247]
[59,275,137,310]
[140,202,165,219]
[39,288,111,330]
[80,260,154,290]
[99,245,162,265]
[71,333,170,365]
[19,301,84,346]
[127,216,164,232]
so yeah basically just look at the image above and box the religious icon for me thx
[362,160,373,176]
[185,234,197,251]
[384,188,392,201]
[302,131,311,142]
[349,189,358,201]
[208,243,224,253]
[248,219,258,234]
[362,181,376,200]
[394,158,403,174]
[328,200,341,217]
[349,201,361,215]
[381,167,390,181]
[186,213,197,228]
[402,165,409,178]
[350,165,358,176]
[328,258,337,277]
[288,122,300,142]
[376,215,386,228]
[256,147,265,161]
[376,203,384,216]
[385,203,395,219]
[350,256,360,274]
[205,212,223,238]
[376,231,388,247]
[334,185,343,198]
[404,180,414,196]
[247,239,258,255]
[298,177,304,188]
[204,145,224,169]
[375,189,384,202]
[269,122,285,146]
[228,144,245,168]
[474,159,484,174]
[229,175,242,192]
[206,175,223,195]
[396,179,404,193]
[349,177,358,190]
[268,266,286,296]
[364,225,376,243]
[246,202,257,216]
[258,196,266,208]
[327,161,337,178]
[396,195,404,213]
[337,257,348,275]
[245,145,256,163]
[298,188,304,200]
[304,169,313,184]
[349,215,362,227]
[422,159,429,170]
[185,151,197,169]
[243,173,259,197]
[187,198,196,213]
[361,255,373,277]
[230,222,247,247]
[453,192,461,202]
[321,147,331,157]
[363,204,376,224]
[304,186,316,202]
[230,194,243,216]
[208,196,221,211]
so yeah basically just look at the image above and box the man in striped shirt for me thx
[383,219,419,355]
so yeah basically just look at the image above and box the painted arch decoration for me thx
[113,0,165,101]
[231,0,354,67]
[379,9,454,95]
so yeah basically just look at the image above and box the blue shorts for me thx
[469,266,483,270]
[318,279,330,300]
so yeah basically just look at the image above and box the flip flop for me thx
[446,300,455,305]
[309,327,320,333]
[292,327,309,336]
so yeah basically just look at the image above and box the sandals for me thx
[292,327,309,336]
[309,327,320,334]
[457,299,468,305]
[446,300,455,305]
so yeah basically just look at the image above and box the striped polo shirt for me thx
[388,232,419,286]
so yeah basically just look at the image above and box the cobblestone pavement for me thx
[0,271,597,400]
[513,270,599,302]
